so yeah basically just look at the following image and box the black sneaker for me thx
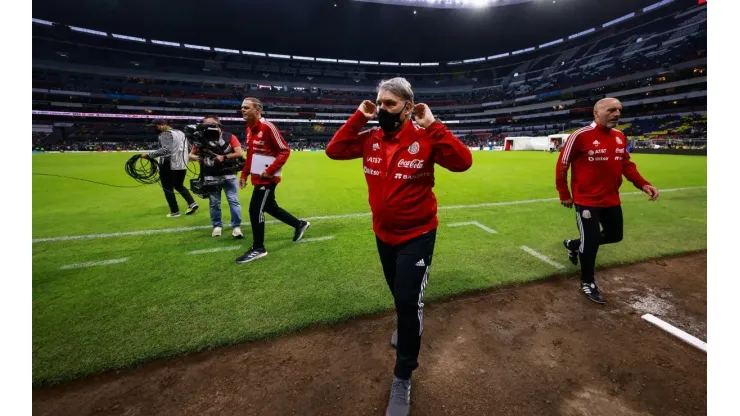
[293,220,311,242]
[564,239,578,265]
[580,282,605,304]
[186,203,199,215]
[235,247,268,264]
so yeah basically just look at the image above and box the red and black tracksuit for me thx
[327,110,472,380]
[556,121,652,283]
[240,117,302,249]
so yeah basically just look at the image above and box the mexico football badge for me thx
[408,141,420,155]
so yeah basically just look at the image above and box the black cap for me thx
[151,118,167,126]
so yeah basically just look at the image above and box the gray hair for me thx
[242,97,263,112]
[377,77,414,103]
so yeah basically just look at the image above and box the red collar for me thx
[247,117,264,132]
[592,121,611,132]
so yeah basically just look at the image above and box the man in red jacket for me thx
[235,97,310,264]
[556,97,660,304]
[326,77,472,416]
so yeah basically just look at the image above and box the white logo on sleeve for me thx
[415,259,425,267]
[581,210,591,219]
[616,136,623,145]
[363,166,380,176]
[408,141,420,155]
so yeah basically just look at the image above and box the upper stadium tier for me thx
[32,0,705,91]
[32,0,705,142]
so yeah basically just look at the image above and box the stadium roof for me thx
[31,0,690,62]
[352,0,536,9]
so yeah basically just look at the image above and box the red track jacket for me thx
[556,121,651,208]
[240,117,291,186]
[327,110,473,245]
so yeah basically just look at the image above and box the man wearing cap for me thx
[142,119,198,217]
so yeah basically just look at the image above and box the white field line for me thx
[59,258,129,270]
[520,246,567,269]
[448,221,498,234]
[32,186,706,244]
[642,313,707,353]
[296,235,336,244]
[187,245,242,255]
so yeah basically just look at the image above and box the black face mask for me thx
[377,103,407,134]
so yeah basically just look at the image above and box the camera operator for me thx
[142,119,198,217]
[188,115,244,238]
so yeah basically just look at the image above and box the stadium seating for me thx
[32,0,706,149]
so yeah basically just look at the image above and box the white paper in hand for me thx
[250,153,282,177]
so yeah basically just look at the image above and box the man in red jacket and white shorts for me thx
[556,97,660,304]
[235,97,310,264]
[326,77,472,416]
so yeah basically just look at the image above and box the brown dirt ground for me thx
[33,251,707,416]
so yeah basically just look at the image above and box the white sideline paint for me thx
[32,186,706,244]
[641,313,707,353]
[296,235,336,244]
[520,246,567,269]
[448,221,498,234]
[187,245,242,255]
[59,258,129,270]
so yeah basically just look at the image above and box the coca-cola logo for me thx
[398,159,425,169]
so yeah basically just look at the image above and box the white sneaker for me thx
[212,227,222,237]
[232,226,243,239]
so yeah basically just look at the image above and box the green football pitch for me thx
[31,151,707,385]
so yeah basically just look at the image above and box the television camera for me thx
[185,122,245,199]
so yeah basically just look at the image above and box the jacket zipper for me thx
[379,138,390,213]
[380,136,404,215]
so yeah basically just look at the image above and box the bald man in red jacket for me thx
[557,97,660,304]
